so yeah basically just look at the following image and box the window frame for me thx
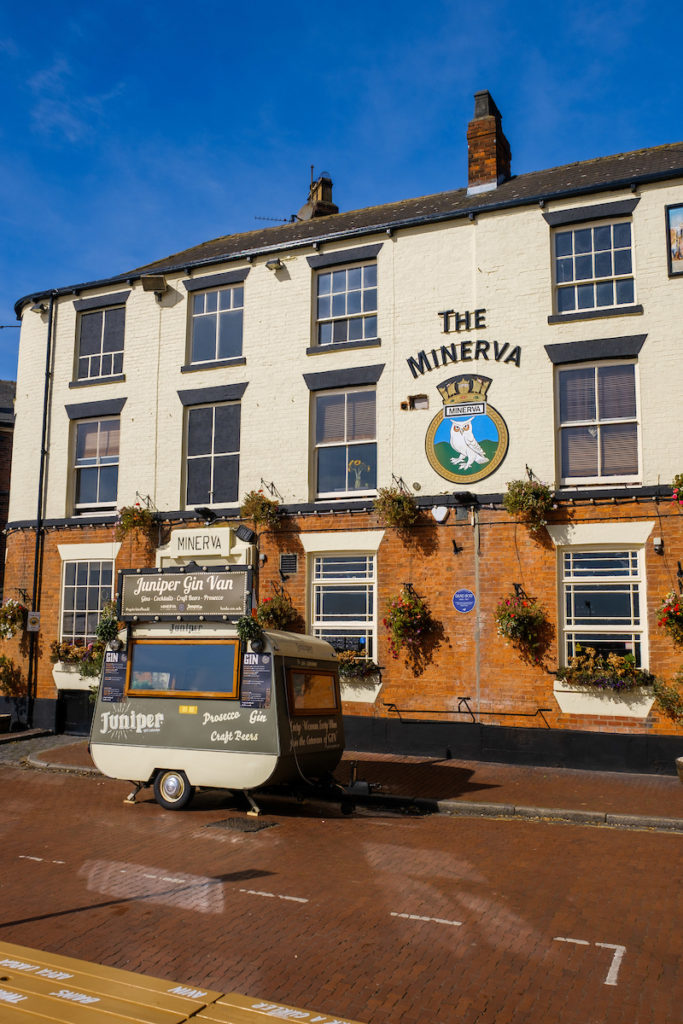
[552,218,635,317]
[559,546,647,669]
[75,305,126,382]
[314,386,377,499]
[309,552,377,662]
[555,359,641,485]
[184,400,241,508]
[125,637,240,699]
[314,260,378,349]
[72,416,120,514]
[60,558,114,646]
[188,284,244,366]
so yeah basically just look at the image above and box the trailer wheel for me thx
[153,769,194,810]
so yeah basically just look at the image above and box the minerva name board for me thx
[119,569,250,620]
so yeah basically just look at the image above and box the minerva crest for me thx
[425,374,509,484]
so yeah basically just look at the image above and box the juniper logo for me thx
[425,374,509,484]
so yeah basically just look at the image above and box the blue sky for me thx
[0,0,680,380]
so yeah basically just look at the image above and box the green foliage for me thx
[383,587,434,659]
[657,591,683,648]
[503,479,555,532]
[236,615,265,645]
[0,599,27,640]
[557,646,656,692]
[240,490,281,528]
[653,672,683,722]
[115,502,156,542]
[336,650,380,679]
[373,487,418,530]
[494,593,547,659]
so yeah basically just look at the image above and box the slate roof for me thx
[15,141,683,314]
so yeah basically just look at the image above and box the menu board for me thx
[101,649,127,703]
[240,652,272,708]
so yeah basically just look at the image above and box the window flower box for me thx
[552,679,654,718]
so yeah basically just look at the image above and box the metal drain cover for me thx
[207,817,278,832]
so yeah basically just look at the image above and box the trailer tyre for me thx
[153,769,194,810]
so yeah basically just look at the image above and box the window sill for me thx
[181,357,246,373]
[548,305,643,325]
[69,374,126,388]
[306,339,381,355]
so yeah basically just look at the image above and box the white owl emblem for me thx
[449,417,489,470]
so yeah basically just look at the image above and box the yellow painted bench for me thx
[0,943,366,1024]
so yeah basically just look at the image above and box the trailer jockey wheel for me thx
[153,769,195,810]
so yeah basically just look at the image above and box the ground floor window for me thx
[311,554,376,659]
[61,560,114,644]
[561,548,645,665]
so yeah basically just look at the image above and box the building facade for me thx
[5,92,683,767]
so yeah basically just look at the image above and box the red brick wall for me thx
[4,501,682,739]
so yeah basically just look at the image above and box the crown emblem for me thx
[437,374,492,406]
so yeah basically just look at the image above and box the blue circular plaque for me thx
[453,588,476,613]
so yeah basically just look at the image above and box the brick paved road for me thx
[0,764,680,1024]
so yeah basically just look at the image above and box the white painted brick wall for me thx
[9,177,683,522]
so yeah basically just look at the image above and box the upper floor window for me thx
[554,221,634,315]
[61,560,114,644]
[186,402,240,506]
[315,388,376,497]
[316,263,377,346]
[74,417,119,513]
[77,306,125,380]
[558,362,638,482]
[191,286,243,364]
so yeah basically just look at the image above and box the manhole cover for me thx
[207,817,278,832]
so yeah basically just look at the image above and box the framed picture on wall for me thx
[666,203,683,276]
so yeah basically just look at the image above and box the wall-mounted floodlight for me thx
[194,506,217,523]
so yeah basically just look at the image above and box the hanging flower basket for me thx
[240,490,282,528]
[503,479,555,533]
[383,587,434,659]
[556,646,656,692]
[115,503,156,543]
[494,592,548,660]
[373,487,418,530]
[657,591,683,648]
[256,593,297,630]
[0,599,27,639]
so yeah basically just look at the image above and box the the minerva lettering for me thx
[99,711,164,734]
[132,575,234,597]
[407,340,521,379]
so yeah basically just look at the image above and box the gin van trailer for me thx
[89,565,345,812]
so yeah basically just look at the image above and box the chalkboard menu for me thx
[101,649,127,703]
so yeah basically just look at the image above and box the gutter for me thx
[14,163,683,318]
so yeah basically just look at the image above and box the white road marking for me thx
[391,912,462,927]
[596,943,626,986]
[553,937,626,986]
[239,888,308,903]
[19,856,66,865]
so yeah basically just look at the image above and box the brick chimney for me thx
[298,171,339,220]
[467,91,511,195]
